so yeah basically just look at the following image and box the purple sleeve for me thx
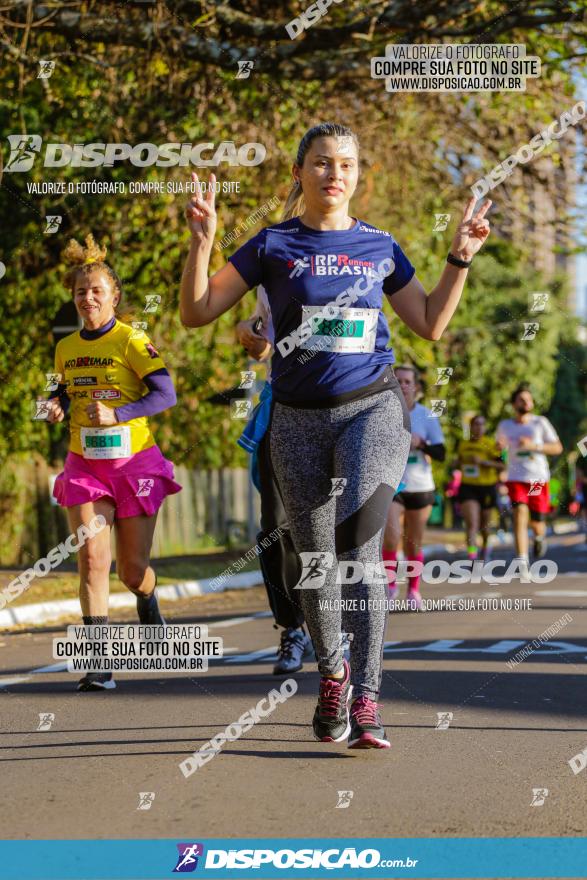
[382,240,416,296]
[228,229,266,289]
[114,369,176,423]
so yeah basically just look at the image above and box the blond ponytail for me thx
[281,180,305,221]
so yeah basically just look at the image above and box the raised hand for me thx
[46,399,65,423]
[236,317,271,361]
[185,171,217,246]
[450,198,492,262]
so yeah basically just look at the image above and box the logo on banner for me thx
[528,481,544,496]
[44,215,62,233]
[336,790,354,808]
[136,479,155,497]
[530,788,549,806]
[143,294,162,313]
[37,712,55,731]
[436,712,453,730]
[131,321,148,339]
[429,399,447,417]
[329,477,347,497]
[4,137,265,170]
[433,213,451,232]
[137,792,155,810]
[236,60,254,79]
[173,843,204,872]
[4,134,43,171]
[45,373,61,392]
[435,367,453,385]
[530,292,549,312]
[521,322,539,341]
[294,552,334,589]
[38,60,56,79]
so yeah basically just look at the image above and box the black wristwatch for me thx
[447,252,472,268]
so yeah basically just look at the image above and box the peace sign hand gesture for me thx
[450,198,492,263]
[185,171,217,246]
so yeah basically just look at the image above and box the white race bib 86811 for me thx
[300,307,379,353]
[80,426,131,460]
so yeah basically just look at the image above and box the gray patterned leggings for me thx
[270,385,410,699]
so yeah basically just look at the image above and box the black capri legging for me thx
[256,409,305,629]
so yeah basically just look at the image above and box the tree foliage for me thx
[0,0,585,476]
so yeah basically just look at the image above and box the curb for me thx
[0,571,262,630]
[0,526,580,629]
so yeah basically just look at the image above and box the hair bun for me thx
[61,233,107,267]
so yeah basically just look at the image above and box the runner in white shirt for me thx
[383,365,445,610]
[496,383,562,570]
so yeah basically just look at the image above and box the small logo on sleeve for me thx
[145,343,159,359]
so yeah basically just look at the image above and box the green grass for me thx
[3,556,261,607]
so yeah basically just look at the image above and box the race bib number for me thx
[516,450,533,458]
[80,426,131,460]
[407,454,419,465]
[300,307,379,353]
[463,464,480,478]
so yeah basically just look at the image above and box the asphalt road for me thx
[1,537,587,863]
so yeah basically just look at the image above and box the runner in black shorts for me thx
[383,366,445,610]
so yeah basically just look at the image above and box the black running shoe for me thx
[136,578,165,625]
[533,537,547,560]
[312,659,352,742]
[273,628,313,675]
[77,672,116,692]
[348,695,390,749]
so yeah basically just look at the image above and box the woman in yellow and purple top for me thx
[47,235,181,691]
[457,414,505,561]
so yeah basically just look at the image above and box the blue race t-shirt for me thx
[229,217,415,403]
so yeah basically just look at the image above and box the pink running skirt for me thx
[53,445,182,518]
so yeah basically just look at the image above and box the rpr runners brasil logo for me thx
[287,254,377,277]
[3,135,265,171]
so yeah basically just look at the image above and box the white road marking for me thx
[224,647,277,664]
[535,590,587,597]
[207,612,271,630]
[32,662,68,674]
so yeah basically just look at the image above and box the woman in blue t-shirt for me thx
[180,122,491,750]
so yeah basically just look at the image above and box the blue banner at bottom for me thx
[1,838,587,879]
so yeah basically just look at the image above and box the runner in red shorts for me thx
[496,383,562,577]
